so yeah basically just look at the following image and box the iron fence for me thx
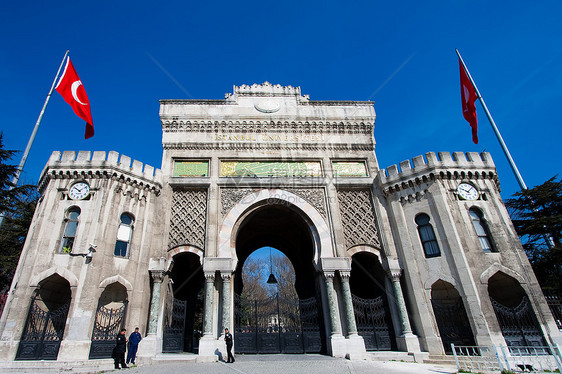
[452,344,562,373]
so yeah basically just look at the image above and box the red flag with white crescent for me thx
[459,57,478,144]
[55,56,94,139]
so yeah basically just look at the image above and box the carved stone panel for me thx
[220,188,326,218]
[168,189,207,250]
[336,189,381,250]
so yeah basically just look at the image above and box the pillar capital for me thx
[339,270,351,281]
[204,272,215,282]
[221,272,232,281]
[323,271,336,281]
[387,268,402,282]
[149,270,165,283]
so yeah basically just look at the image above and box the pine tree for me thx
[506,176,562,291]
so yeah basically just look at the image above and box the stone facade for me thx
[0,82,559,362]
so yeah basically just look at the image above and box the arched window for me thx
[469,208,495,252]
[60,207,81,253]
[415,213,441,258]
[114,213,134,258]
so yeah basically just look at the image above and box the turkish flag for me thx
[55,56,94,139]
[459,58,478,144]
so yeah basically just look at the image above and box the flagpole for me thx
[455,49,527,191]
[0,50,69,228]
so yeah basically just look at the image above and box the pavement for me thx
[0,354,459,374]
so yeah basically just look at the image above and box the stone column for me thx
[388,268,412,335]
[324,272,342,336]
[221,272,231,333]
[339,271,358,336]
[147,270,165,334]
[203,272,215,337]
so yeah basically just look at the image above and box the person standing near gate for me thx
[114,328,128,369]
[126,327,142,365]
[224,328,235,363]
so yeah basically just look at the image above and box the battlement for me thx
[379,151,498,189]
[39,151,162,191]
[230,81,307,99]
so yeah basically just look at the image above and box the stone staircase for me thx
[423,354,458,366]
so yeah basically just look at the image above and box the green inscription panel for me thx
[174,161,209,177]
[332,161,368,177]
[221,161,322,177]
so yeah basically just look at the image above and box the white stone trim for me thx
[218,189,334,268]
[479,263,526,285]
[30,266,78,288]
[346,245,381,261]
[98,274,134,291]
[167,245,204,262]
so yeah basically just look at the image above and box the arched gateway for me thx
[1,83,560,362]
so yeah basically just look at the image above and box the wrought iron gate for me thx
[163,298,187,353]
[234,293,322,354]
[431,298,475,354]
[16,298,71,360]
[88,302,128,359]
[352,294,392,351]
[491,296,546,347]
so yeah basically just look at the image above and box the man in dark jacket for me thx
[224,328,235,363]
[126,327,142,365]
[114,328,128,369]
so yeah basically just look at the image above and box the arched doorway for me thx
[430,280,475,354]
[16,274,71,360]
[350,251,394,351]
[488,272,546,347]
[89,282,128,358]
[233,203,326,354]
[163,252,204,353]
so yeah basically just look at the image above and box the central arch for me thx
[230,192,327,354]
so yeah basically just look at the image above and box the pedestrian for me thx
[224,328,235,363]
[114,328,128,369]
[126,327,142,365]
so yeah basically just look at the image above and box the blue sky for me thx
[1,1,561,199]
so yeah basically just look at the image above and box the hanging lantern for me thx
[267,246,278,284]
[267,273,278,284]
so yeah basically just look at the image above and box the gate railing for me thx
[0,293,7,318]
[544,292,562,330]
[452,344,562,373]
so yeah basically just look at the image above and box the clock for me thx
[69,182,90,200]
[457,183,479,201]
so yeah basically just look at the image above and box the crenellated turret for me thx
[378,151,500,194]
[38,150,162,195]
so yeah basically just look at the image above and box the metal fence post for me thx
[499,345,511,371]
[451,343,460,370]
[492,345,504,371]
[552,343,562,373]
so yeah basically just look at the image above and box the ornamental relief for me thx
[220,188,327,219]
[163,142,373,152]
[336,189,381,250]
[161,120,373,135]
[168,189,207,250]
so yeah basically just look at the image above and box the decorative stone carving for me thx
[285,188,327,218]
[220,188,327,218]
[168,189,207,249]
[220,188,256,216]
[336,189,381,250]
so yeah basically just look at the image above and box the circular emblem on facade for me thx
[254,100,280,113]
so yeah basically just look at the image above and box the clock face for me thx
[457,183,479,201]
[69,182,90,200]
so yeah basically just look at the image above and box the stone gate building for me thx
[0,82,559,361]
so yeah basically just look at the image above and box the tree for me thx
[505,176,562,291]
[0,134,37,292]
